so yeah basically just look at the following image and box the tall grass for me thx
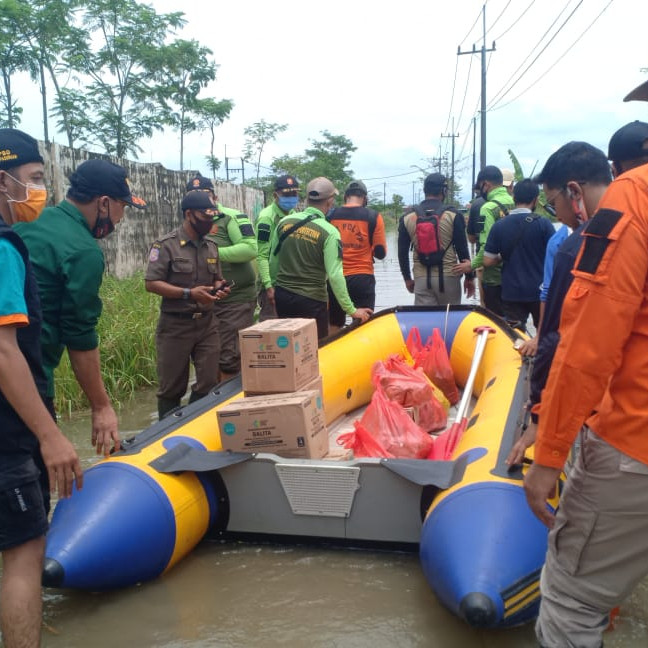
[54,273,159,415]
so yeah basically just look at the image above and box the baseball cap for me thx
[501,168,515,187]
[0,129,44,171]
[476,165,503,185]
[181,190,216,212]
[69,159,146,208]
[607,121,648,161]
[345,179,368,194]
[275,175,299,192]
[306,177,339,201]
[423,173,447,194]
[624,79,648,102]
[186,173,214,193]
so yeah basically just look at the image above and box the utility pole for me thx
[441,117,459,203]
[458,3,496,170]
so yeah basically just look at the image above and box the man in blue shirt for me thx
[0,129,82,648]
[483,179,555,330]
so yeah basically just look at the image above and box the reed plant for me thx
[54,273,159,415]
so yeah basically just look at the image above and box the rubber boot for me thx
[188,390,208,404]
[158,397,181,420]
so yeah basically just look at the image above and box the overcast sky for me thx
[17,0,648,204]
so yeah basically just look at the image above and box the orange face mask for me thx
[7,177,47,222]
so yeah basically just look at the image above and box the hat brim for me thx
[624,80,648,102]
[124,194,147,209]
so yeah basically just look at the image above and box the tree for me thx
[0,0,31,128]
[159,39,216,170]
[243,119,287,184]
[194,96,233,175]
[13,0,89,146]
[271,130,356,195]
[78,0,185,158]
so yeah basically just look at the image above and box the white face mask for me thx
[6,175,48,222]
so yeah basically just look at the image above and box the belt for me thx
[162,310,212,320]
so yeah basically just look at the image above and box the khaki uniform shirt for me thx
[145,226,222,315]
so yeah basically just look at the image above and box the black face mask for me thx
[479,184,489,200]
[92,205,115,239]
[190,214,213,238]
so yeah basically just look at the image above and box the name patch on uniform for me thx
[239,223,254,237]
[149,246,160,262]
[258,223,271,242]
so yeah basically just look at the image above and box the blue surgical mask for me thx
[278,196,299,212]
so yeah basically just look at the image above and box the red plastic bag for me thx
[406,327,423,357]
[372,356,433,408]
[337,422,395,459]
[414,328,459,405]
[357,388,433,459]
[415,399,447,434]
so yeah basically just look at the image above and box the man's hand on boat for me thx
[41,427,84,498]
[516,336,538,357]
[352,307,373,323]
[524,462,561,528]
[92,404,120,457]
[506,421,537,465]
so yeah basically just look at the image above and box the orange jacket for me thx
[536,165,648,468]
[328,204,387,276]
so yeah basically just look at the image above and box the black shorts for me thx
[274,285,329,339]
[328,274,376,328]
[0,455,48,551]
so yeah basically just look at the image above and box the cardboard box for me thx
[217,389,327,458]
[240,318,319,394]
[245,374,323,399]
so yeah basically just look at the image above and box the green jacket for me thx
[470,186,514,285]
[207,203,258,303]
[269,207,355,315]
[15,200,104,397]
[255,201,295,290]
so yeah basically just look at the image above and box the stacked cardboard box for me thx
[217,319,328,458]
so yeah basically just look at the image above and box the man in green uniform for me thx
[185,174,258,382]
[15,158,146,456]
[454,165,514,315]
[255,174,300,321]
[269,176,373,339]
[145,190,229,419]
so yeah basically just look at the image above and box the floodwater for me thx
[7,231,648,646]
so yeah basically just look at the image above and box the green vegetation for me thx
[54,273,159,415]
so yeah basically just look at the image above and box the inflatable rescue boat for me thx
[43,306,558,628]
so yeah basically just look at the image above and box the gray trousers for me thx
[413,274,461,306]
[536,428,648,647]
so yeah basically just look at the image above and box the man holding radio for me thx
[145,190,230,419]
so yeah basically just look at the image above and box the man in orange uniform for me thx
[327,180,386,332]
[525,78,648,647]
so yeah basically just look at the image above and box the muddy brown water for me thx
[6,232,648,646]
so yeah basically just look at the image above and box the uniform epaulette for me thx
[156,231,177,243]
[235,213,249,220]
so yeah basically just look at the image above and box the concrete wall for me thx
[40,141,265,278]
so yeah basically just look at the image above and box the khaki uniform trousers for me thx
[413,274,462,307]
[536,428,648,648]
[213,300,256,375]
[156,311,220,403]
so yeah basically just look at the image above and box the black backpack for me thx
[412,205,453,291]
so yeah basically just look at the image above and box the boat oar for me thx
[428,326,495,460]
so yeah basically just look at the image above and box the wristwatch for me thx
[182,288,190,300]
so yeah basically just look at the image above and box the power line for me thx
[455,53,474,136]
[491,0,536,41]
[484,0,512,38]
[489,0,615,111]
[443,56,460,134]
[487,0,581,110]
[458,6,484,47]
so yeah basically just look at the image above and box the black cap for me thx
[345,179,368,195]
[608,121,648,161]
[476,165,503,185]
[423,173,447,195]
[181,190,216,212]
[274,175,299,192]
[69,159,146,208]
[0,129,44,171]
[185,173,215,193]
